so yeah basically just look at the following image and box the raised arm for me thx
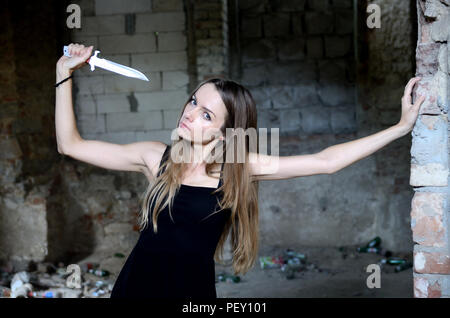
[55,43,165,180]
[250,77,425,180]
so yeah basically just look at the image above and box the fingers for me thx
[413,94,426,109]
[83,46,94,60]
[403,76,421,103]
[67,43,94,58]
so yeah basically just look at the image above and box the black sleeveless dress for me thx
[110,145,231,298]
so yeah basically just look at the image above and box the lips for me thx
[179,121,190,130]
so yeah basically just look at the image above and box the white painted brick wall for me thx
[99,34,157,54]
[95,0,152,15]
[136,130,174,144]
[73,75,104,95]
[104,72,160,93]
[70,34,98,50]
[136,12,185,32]
[106,111,163,132]
[71,0,188,144]
[163,110,181,129]
[96,94,130,113]
[79,15,125,35]
[135,91,189,111]
[81,132,137,144]
[77,113,106,134]
[158,32,187,52]
[131,52,187,71]
[162,71,189,90]
[74,95,98,114]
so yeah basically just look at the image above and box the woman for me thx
[56,44,425,298]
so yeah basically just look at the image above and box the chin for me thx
[175,127,208,145]
[175,127,190,140]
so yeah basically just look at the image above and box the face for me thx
[177,83,228,144]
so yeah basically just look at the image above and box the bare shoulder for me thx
[139,141,169,181]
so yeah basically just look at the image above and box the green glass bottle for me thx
[385,258,407,265]
[217,273,240,283]
[366,237,381,248]
[394,261,413,272]
[357,247,381,253]
[226,275,240,283]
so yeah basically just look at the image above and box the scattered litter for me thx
[380,257,407,265]
[259,248,310,279]
[10,271,33,298]
[216,272,241,283]
[394,262,413,272]
[259,256,285,269]
[356,237,413,273]
[88,269,110,277]
[378,257,413,272]
[356,237,392,257]
[0,260,115,298]
[81,263,98,271]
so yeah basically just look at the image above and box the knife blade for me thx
[63,46,149,81]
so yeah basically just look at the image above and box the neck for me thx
[191,141,208,164]
[176,138,222,170]
[177,140,211,170]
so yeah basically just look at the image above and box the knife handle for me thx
[63,45,91,64]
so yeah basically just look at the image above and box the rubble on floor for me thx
[0,260,114,298]
[0,239,413,298]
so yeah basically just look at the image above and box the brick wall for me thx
[351,0,420,254]
[0,0,64,268]
[236,0,356,136]
[411,0,450,298]
[193,0,229,81]
[71,0,189,145]
[0,0,430,276]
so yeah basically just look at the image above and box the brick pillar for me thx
[411,0,450,298]
[193,0,229,82]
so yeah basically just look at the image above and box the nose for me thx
[184,109,196,122]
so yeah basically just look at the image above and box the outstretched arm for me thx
[324,77,424,174]
[322,122,409,174]
[250,77,425,180]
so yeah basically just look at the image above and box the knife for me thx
[63,45,149,81]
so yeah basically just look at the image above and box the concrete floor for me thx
[75,244,413,298]
[214,245,413,298]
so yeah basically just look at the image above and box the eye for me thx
[190,97,197,106]
[203,112,211,121]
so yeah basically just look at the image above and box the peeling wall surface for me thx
[355,0,417,254]
[411,0,450,298]
[0,0,435,286]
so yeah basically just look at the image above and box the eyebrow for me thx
[193,94,216,118]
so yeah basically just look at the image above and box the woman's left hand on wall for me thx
[397,76,426,132]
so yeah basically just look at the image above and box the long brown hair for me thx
[138,78,259,275]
